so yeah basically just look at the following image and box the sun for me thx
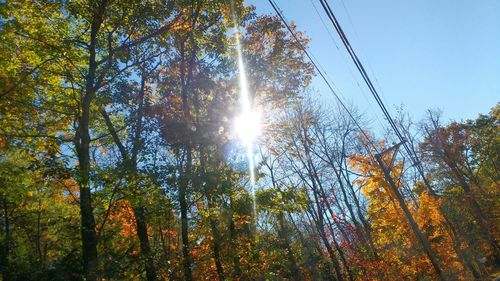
[234,110,261,147]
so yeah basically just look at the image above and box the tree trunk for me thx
[179,38,194,280]
[78,99,99,281]
[76,3,107,279]
[277,212,301,281]
[446,160,500,263]
[265,159,301,280]
[317,216,344,281]
[331,163,375,257]
[209,215,226,281]
[78,62,99,281]
[308,187,343,281]
[1,196,11,281]
[131,71,158,281]
[343,175,378,257]
[134,206,157,281]
[297,118,343,280]
[179,147,193,281]
[443,216,482,279]
[228,210,242,279]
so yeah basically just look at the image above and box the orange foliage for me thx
[349,151,467,280]
[108,200,137,238]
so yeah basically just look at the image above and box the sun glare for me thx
[234,110,261,147]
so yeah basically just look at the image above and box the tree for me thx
[1,2,498,280]
[421,107,500,267]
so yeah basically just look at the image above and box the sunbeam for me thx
[233,23,259,218]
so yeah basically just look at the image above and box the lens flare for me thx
[233,25,258,217]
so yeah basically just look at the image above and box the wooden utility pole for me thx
[375,142,446,281]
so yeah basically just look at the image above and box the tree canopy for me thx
[0,1,498,280]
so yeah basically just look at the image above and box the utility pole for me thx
[375,142,446,281]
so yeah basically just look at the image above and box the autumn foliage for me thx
[0,0,498,280]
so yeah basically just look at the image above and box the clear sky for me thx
[246,0,500,129]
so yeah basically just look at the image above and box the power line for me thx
[265,3,446,279]
[267,0,378,158]
[314,1,446,279]
[317,0,432,188]
[308,0,388,134]
[317,0,401,137]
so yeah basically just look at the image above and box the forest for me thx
[0,1,498,280]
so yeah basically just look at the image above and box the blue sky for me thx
[247,0,499,129]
